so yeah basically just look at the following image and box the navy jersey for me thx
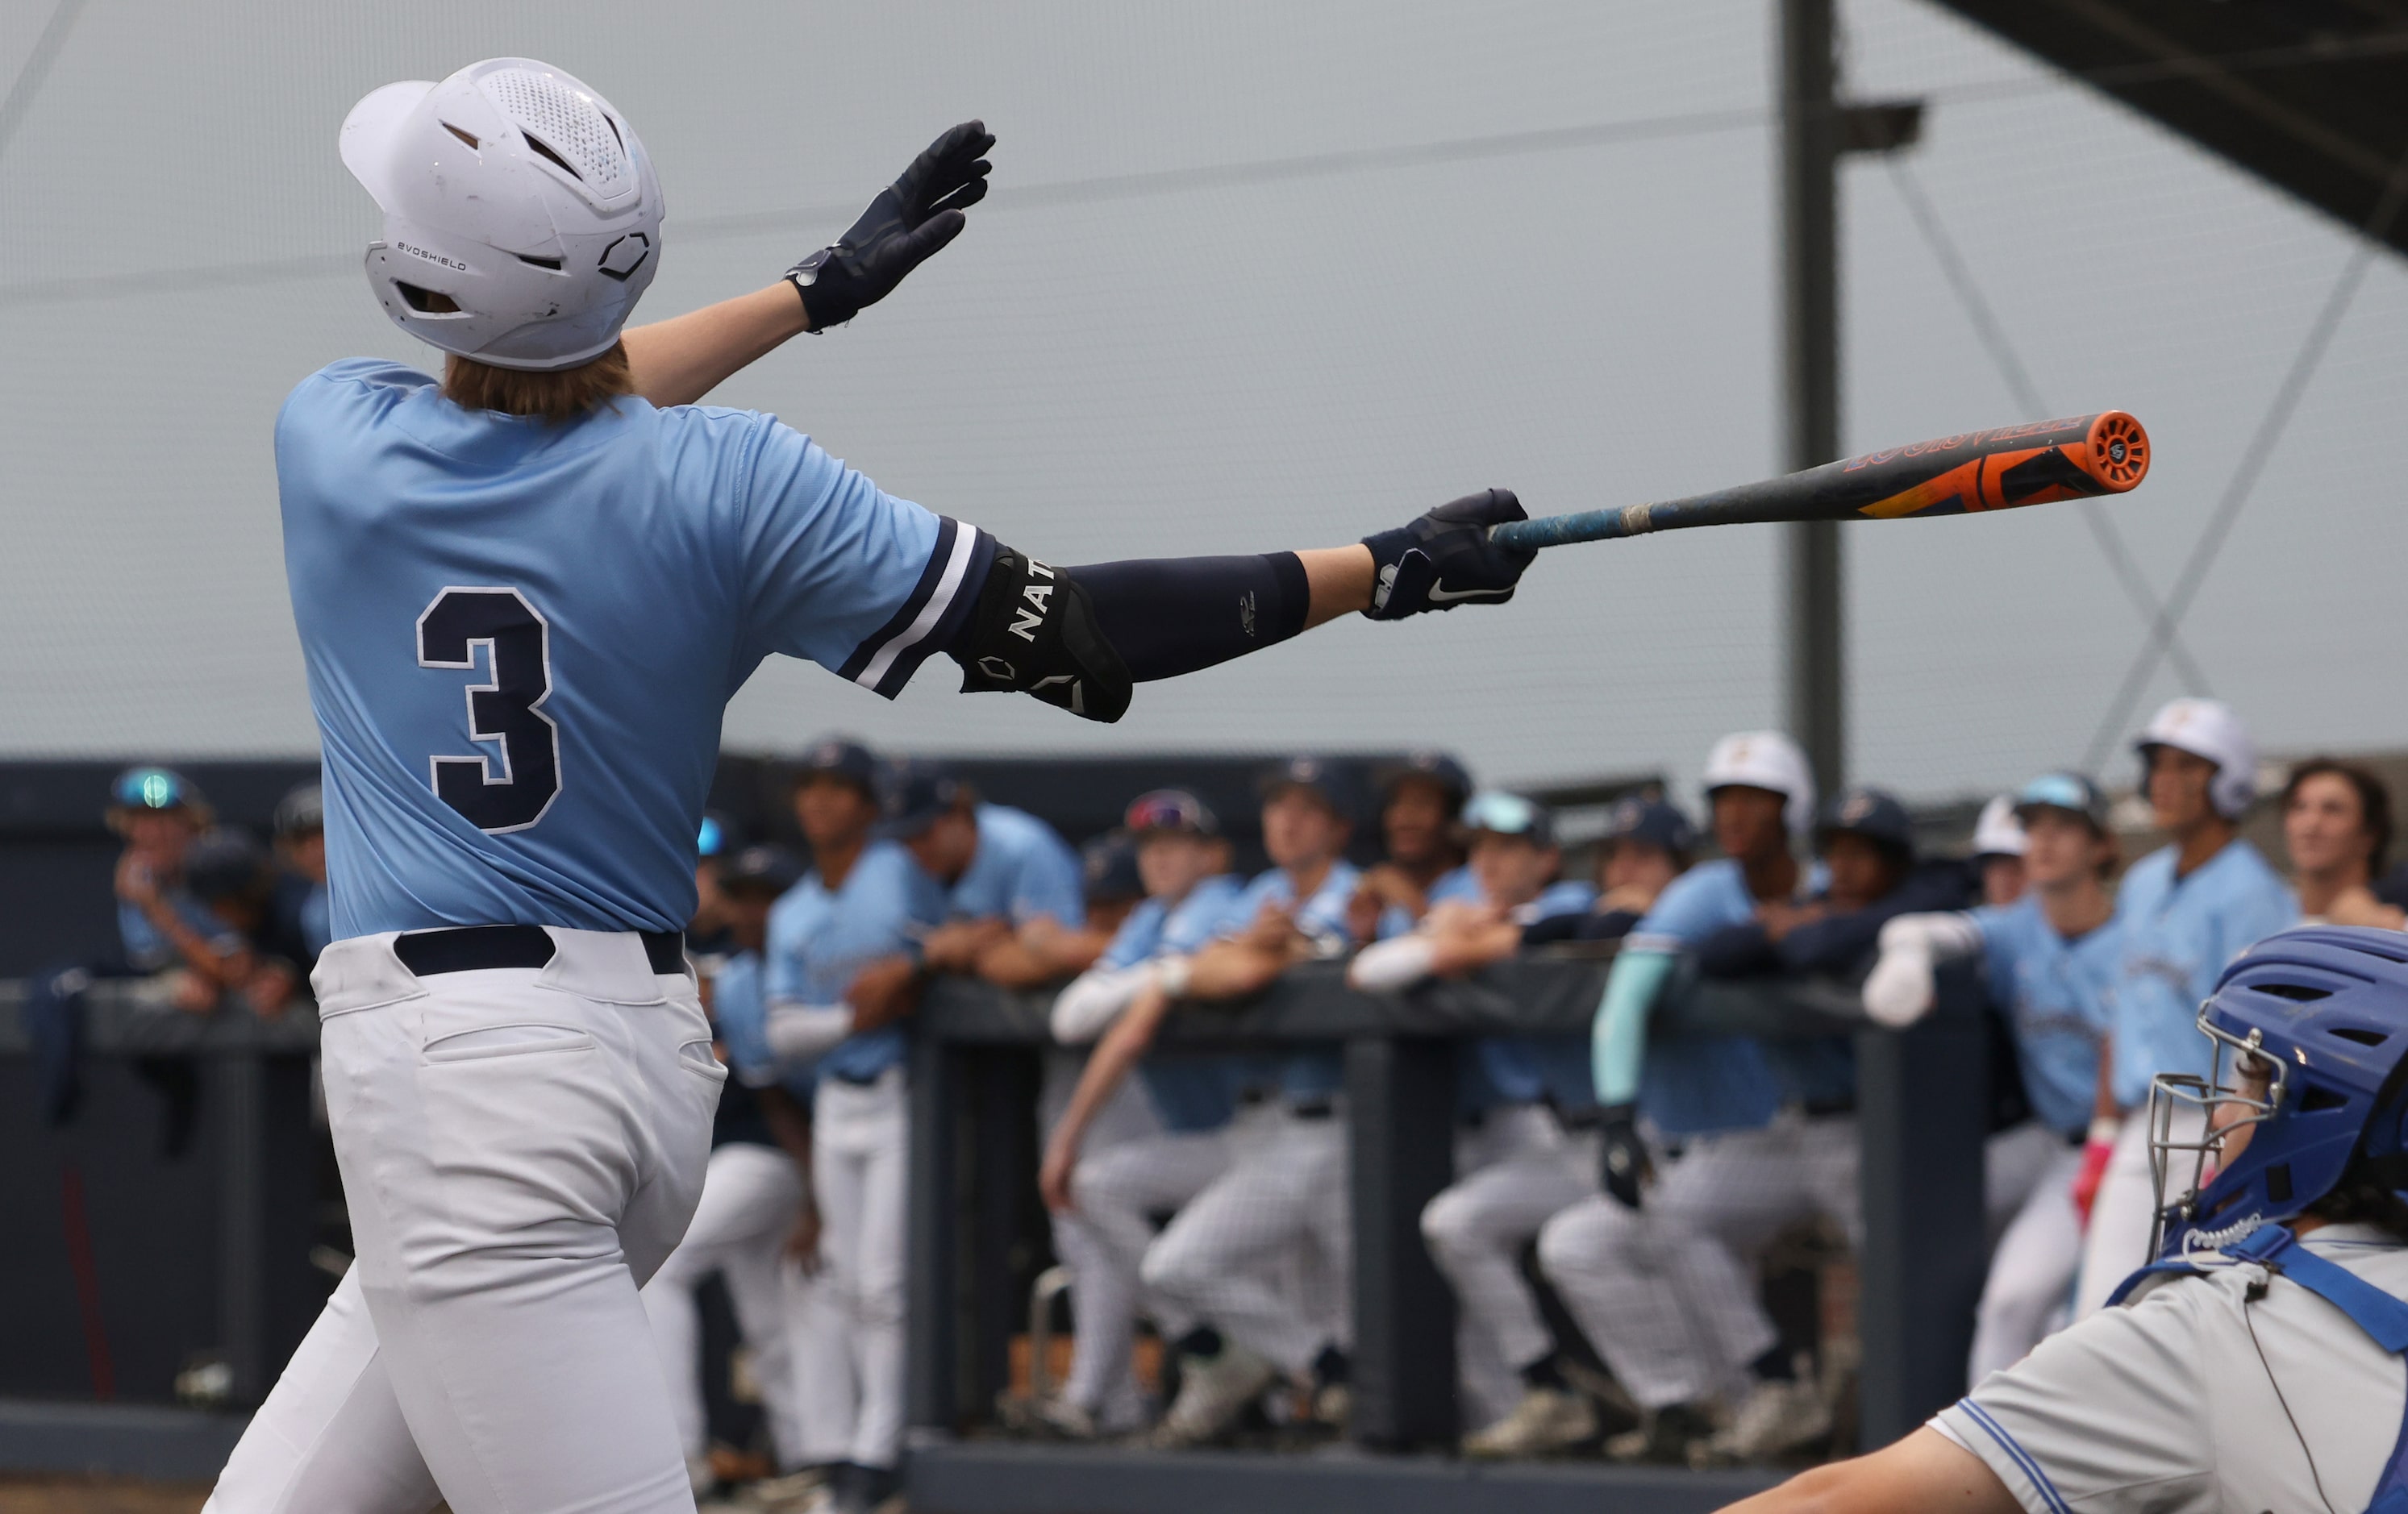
[277,361,989,941]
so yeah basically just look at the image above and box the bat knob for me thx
[2085,411,2149,491]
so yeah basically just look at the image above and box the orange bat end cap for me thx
[2083,410,2149,492]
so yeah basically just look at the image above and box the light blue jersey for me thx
[1099,876,1248,1132]
[1378,863,1483,941]
[118,894,240,974]
[707,948,812,1096]
[1466,880,1600,1114]
[1219,860,1362,1100]
[2107,841,2297,1108]
[944,805,1085,927]
[1616,857,1835,1137]
[277,360,989,941]
[1971,898,2123,1137]
[766,842,945,1084]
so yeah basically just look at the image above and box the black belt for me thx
[1801,1096,1856,1120]
[394,925,685,978]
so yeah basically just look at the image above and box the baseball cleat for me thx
[1149,1341,1279,1448]
[1460,1386,1599,1458]
[1689,1378,1831,1466]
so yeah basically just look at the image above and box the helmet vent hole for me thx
[2258,983,2332,1002]
[516,254,563,271]
[396,282,460,314]
[443,122,480,150]
[520,131,582,181]
[602,111,625,152]
[2331,1025,2390,1046]
[2298,1085,2351,1112]
[2264,1163,2293,1202]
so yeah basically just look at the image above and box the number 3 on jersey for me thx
[416,587,561,834]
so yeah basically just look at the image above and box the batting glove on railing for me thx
[1361,489,1535,619]
[1598,1103,1652,1208]
[789,121,995,331]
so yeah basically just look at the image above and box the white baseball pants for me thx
[809,1068,910,1471]
[1141,1102,1350,1379]
[1537,1110,1859,1411]
[207,929,719,1514]
[2073,1104,2202,1319]
[641,1141,826,1470]
[1969,1128,2084,1383]
[1419,1104,1596,1431]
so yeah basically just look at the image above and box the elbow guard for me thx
[948,546,1133,722]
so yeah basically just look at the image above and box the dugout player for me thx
[2284,757,2404,928]
[2074,699,2295,1319]
[1863,773,2123,1379]
[1349,751,1476,942]
[1348,793,1604,1450]
[214,57,1531,1514]
[1968,794,2029,909]
[1039,791,1245,1438]
[873,763,1087,988]
[1537,731,1852,1466]
[1715,925,2408,1514]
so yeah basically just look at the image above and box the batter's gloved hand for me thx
[789,121,995,331]
[1360,489,1535,620]
[1598,1104,1651,1208]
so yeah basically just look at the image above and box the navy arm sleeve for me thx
[1064,553,1311,682]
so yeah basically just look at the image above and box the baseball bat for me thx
[1491,410,2149,551]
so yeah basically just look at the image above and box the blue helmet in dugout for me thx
[2150,925,2408,1260]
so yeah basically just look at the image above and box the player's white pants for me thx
[1142,1101,1350,1378]
[207,930,718,1514]
[810,1068,909,1471]
[640,1141,810,1470]
[1969,1128,2084,1383]
[1420,1104,1596,1431]
[1055,1125,1229,1425]
[1537,1109,1859,1411]
[2073,1104,2202,1319]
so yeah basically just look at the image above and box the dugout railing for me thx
[904,950,1993,1509]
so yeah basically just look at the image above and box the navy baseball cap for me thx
[184,827,269,902]
[273,782,324,838]
[1256,755,1354,817]
[719,842,804,895]
[1817,786,1915,857]
[877,760,966,840]
[1124,788,1219,837]
[1376,751,1472,810]
[1461,791,1556,847]
[1602,796,1698,857]
[2014,772,2112,834]
[794,737,880,794]
[110,764,206,817]
[1082,832,1145,905]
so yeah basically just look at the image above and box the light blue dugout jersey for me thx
[1219,860,1362,1100]
[277,362,989,941]
[1378,863,1483,942]
[1970,898,2122,1137]
[1464,880,1599,1115]
[2107,840,2296,1109]
[1097,875,1248,1133]
[767,841,946,1084]
[944,805,1084,927]
[118,894,241,974]
[1621,857,1835,1137]
[706,947,813,1096]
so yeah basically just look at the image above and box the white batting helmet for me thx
[2136,697,2258,820]
[340,59,664,371]
[1702,730,1816,834]
[1970,794,2027,859]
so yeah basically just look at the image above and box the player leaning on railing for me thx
[206,56,1532,1514]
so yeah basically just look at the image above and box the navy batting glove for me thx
[1360,489,1535,620]
[1598,1104,1651,1208]
[789,121,995,331]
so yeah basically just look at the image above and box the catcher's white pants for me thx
[1538,1109,1859,1411]
[1969,1128,2084,1383]
[1142,1101,1350,1378]
[2073,1105,2202,1319]
[1420,1104,1595,1431]
[641,1141,850,1470]
[207,929,719,1514]
[810,1068,910,1471]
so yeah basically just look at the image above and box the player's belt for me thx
[394,925,686,978]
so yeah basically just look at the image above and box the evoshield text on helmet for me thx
[2148,925,2408,1262]
[340,59,664,371]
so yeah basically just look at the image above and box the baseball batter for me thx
[209,58,1531,1514]
[1717,924,2408,1514]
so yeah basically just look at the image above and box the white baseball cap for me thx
[1970,794,2027,859]
[341,59,664,371]
[2136,697,2258,820]
[1701,730,1816,834]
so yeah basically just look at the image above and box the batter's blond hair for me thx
[443,342,634,424]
